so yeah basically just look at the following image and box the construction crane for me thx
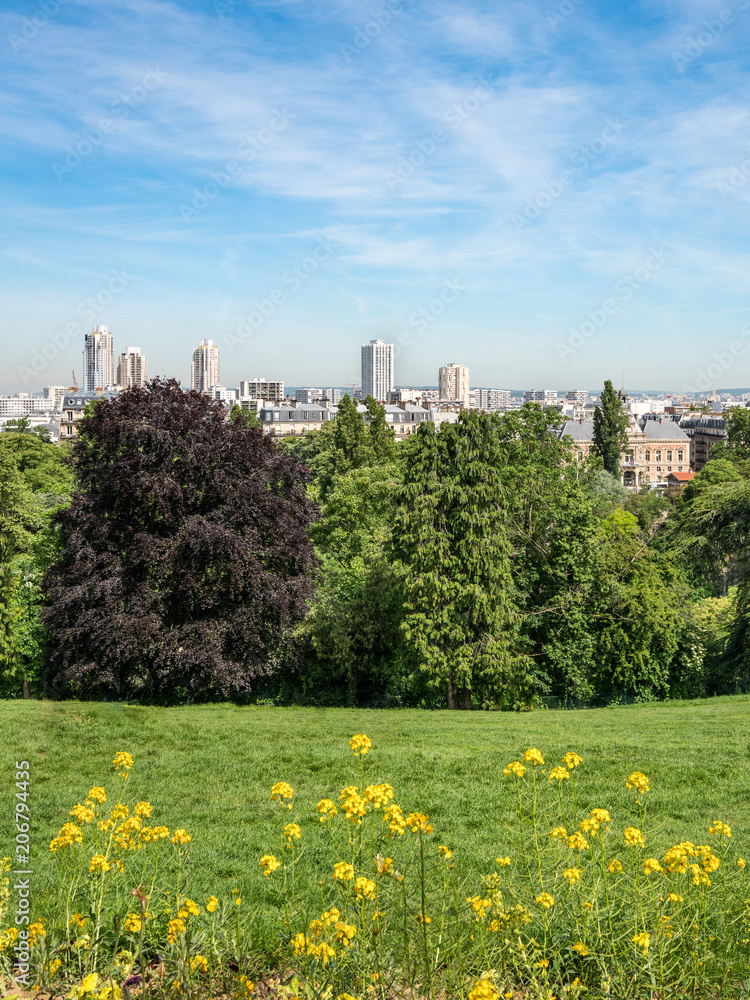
[69,370,78,391]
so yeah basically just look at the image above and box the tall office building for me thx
[439,363,471,408]
[83,326,115,392]
[361,339,394,401]
[116,347,148,389]
[566,389,588,405]
[191,339,220,393]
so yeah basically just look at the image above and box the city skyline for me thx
[2,0,750,392]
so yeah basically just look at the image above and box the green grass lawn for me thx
[5,694,750,938]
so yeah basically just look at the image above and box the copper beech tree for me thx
[42,380,319,702]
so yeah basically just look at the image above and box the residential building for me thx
[83,325,115,392]
[524,389,558,406]
[238,378,284,403]
[566,389,588,405]
[191,339,220,393]
[559,416,691,487]
[295,388,320,403]
[60,389,118,439]
[439,363,471,408]
[0,394,58,417]
[116,347,148,389]
[361,339,394,401]
[42,385,67,410]
[685,414,727,471]
[259,402,336,436]
[317,388,342,405]
[472,388,511,411]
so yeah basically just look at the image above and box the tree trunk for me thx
[447,680,459,709]
[22,676,30,699]
[461,686,472,710]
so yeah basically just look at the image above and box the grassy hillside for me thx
[5,695,750,927]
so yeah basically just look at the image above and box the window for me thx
[645,449,651,461]
[656,450,662,462]
[678,450,684,462]
[667,449,673,462]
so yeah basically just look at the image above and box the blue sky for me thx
[2,0,750,392]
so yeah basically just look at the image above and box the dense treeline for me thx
[0,380,748,707]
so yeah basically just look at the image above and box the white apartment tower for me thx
[83,326,115,392]
[361,339,394,401]
[439,363,471,408]
[191,339,220,393]
[116,347,148,389]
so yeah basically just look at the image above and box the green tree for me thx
[364,395,396,463]
[0,534,19,678]
[592,380,629,477]
[392,413,534,709]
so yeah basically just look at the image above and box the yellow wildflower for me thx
[69,913,87,929]
[549,766,569,782]
[383,803,407,836]
[632,931,650,955]
[189,955,208,974]
[123,914,141,934]
[689,863,711,887]
[206,895,218,912]
[626,771,649,795]
[579,817,599,837]
[134,802,153,818]
[536,892,555,909]
[167,918,185,944]
[738,858,746,868]
[523,747,544,766]
[468,982,499,1000]
[69,972,99,998]
[709,820,731,838]
[341,789,368,824]
[590,808,611,825]
[259,854,281,877]
[550,825,567,840]
[335,921,357,946]
[503,761,525,778]
[624,827,645,848]
[406,812,433,834]
[113,752,134,773]
[89,854,111,874]
[283,822,301,846]
[438,845,453,859]
[415,913,432,923]
[171,829,191,845]
[350,734,372,757]
[364,782,394,808]
[239,975,254,997]
[702,852,720,873]
[98,986,121,1000]
[270,781,294,805]
[317,798,338,822]
[354,876,376,900]
[563,752,583,769]
[608,859,623,873]
[333,861,355,881]
[644,856,664,874]
[563,867,582,885]
[70,804,95,824]
[495,856,511,866]
[567,833,589,851]
[376,854,393,875]
[28,921,45,947]
[467,896,491,920]
[666,893,683,902]
[110,804,129,820]
[572,942,589,956]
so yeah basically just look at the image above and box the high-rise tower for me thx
[360,339,394,401]
[116,347,148,388]
[83,326,115,392]
[191,339,220,393]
